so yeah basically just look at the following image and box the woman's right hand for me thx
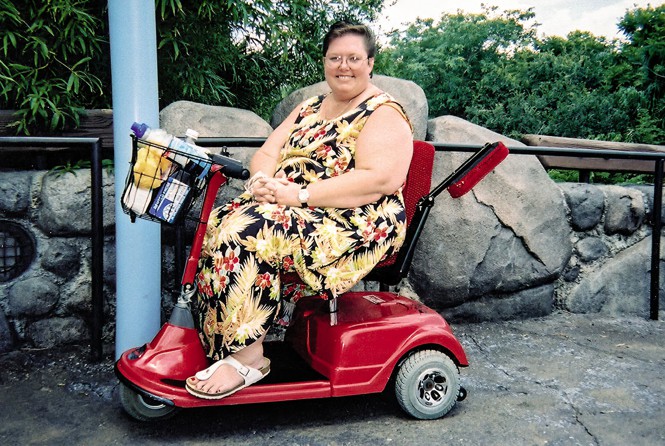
[251,174,290,204]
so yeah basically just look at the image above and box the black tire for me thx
[119,383,180,422]
[394,349,461,420]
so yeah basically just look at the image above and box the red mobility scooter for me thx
[116,134,508,421]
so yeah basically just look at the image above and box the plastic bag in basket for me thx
[133,147,172,189]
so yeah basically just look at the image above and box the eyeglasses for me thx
[324,55,369,68]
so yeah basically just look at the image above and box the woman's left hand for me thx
[270,171,301,207]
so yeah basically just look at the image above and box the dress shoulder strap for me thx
[363,93,413,132]
[294,94,326,125]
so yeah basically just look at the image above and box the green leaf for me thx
[66,72,77,93]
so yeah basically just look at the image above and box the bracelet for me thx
[244,171,268,194]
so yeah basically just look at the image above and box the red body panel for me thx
[116,291,468,408]
[288,292,468,397]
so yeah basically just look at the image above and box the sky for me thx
[378,0,659,41]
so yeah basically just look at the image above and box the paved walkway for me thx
[1,311,664,445]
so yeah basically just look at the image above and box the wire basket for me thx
[121,135,212,225]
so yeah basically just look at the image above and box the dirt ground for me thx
[1,311,664,445]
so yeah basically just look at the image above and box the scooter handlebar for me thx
[209,153,250,180]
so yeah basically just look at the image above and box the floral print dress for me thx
[194,92,412,360]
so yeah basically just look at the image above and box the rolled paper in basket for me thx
[447,141,509,198]
[122,183,153,215]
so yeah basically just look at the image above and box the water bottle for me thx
[131,122,173,148]
[167,129,211,180]
[131,122,210,178]
[184,128,199,145]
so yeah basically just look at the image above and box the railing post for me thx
[651,159,663,320]
[90,139,104,360]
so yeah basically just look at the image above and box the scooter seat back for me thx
[374,140,434,270]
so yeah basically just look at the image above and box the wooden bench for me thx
[522,134,665,176]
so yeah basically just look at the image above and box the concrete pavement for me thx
[1,311,663,445]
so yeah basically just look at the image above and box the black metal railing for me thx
[1,136,662,363]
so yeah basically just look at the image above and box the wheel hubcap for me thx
[417,368,449,407]
[137,393,167,410]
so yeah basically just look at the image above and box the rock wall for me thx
[556,184,664,318]
[1,78,663,353]
[0,169,116,352]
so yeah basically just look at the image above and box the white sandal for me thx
[186,356,271,400]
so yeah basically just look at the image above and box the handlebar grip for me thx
[209,153,250,180]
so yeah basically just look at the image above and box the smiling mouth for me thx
[337,75,354,79]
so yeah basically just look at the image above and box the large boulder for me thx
[159,100,274,203]
[413,116,573,321]
[160,100,273,138]
[270,75,429,140]
[160,100,272,175]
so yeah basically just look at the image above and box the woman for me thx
[186,21,413,399]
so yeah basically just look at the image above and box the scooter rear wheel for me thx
[394,349,460,420]
[119,383,180,422]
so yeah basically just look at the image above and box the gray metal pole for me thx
[108,0,162,359]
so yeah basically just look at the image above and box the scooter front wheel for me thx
[119,383,180,422]
[394,349,461,420]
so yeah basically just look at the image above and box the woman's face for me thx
[324,33,374,99]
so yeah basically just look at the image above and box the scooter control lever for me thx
[210,153,250,180]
